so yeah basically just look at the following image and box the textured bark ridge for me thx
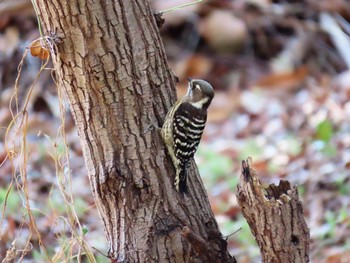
[34,1,234,262]
[236,160,310,263]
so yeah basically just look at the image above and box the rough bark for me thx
[33,1,234,262]
[236,159,310,263]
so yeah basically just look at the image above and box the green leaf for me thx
[82,225,89,235]
[316,120,333,143]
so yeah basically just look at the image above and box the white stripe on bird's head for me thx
[190,97,209,109]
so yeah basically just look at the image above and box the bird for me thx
[161,78,214,194]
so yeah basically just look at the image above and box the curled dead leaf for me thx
[37,48,50,60]
[30,40,41,56]
[30,39,50,60]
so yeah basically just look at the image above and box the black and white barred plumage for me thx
[161,78,214,194]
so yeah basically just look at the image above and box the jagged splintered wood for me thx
[236,159,310,263]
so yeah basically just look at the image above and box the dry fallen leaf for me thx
[254,66,308,91]
[183,54,213,78]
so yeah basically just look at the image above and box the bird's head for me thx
[186,78,214,110]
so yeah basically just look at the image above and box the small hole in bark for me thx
[291,234,299,245]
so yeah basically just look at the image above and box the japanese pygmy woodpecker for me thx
[161,78,214,194]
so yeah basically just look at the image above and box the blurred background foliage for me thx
[1,0,350,262]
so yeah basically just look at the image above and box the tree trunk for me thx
[236,159,310,263]
[33,1,235,262]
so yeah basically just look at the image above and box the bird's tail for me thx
[178,169,188,194]
[176,162,189,194]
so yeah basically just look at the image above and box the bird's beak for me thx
[187,77,194,91]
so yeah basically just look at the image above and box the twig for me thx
[160,0,203,14]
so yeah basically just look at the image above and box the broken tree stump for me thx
[236,159,310,263]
